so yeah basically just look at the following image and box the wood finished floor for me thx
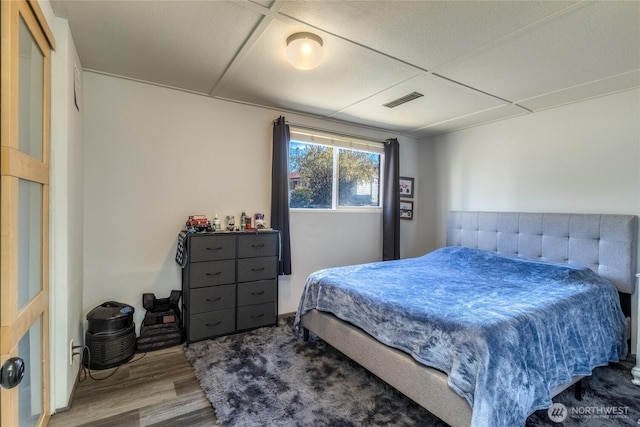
[49,345,218,427]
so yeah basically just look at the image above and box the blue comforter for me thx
[294,247,628,427]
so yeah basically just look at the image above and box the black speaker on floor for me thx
[84,301,136,370]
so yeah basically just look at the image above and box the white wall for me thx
[37,0,86,413]
[50,17,85,411]
[83,72,420,327]
[415,141,438,256]
[421,88,640,351]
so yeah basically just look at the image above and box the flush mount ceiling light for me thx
[285,32,324,70]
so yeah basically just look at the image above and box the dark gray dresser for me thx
[181,230,279,343]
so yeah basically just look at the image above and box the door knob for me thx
[0,357,25,389]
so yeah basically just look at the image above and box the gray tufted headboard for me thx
[446,211,638,295]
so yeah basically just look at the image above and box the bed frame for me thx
[301,211,638,427]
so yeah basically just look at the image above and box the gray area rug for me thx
[183,318,640,426]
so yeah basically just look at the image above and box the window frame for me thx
[289,127,385,212]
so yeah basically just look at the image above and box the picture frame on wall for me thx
[400,200,413,220]
[399,177,414,198]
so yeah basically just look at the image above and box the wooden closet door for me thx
[1,1,55,426]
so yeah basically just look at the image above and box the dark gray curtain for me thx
[271,116,292,275]
[383,138,400,260]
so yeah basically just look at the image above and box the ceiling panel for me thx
[435,1,640,102]
[249,0,275,8]
[215,19,419,117]
[330,74,506,131]
[416,105,528,137]
[279,0,578,70]
[519,70,640,112]
[53,0,263,94]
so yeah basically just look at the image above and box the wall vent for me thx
[383,91,424,108]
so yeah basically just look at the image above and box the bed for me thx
[294,211,638,427]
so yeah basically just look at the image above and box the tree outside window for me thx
[289,140,381,209]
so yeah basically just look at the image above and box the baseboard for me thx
[52,360,83,414]
[278,311,296,320]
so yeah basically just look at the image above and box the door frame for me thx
[1,0,55,425]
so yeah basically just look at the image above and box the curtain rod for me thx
[274,120,388,145]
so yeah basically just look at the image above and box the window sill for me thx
[290,208,383,214]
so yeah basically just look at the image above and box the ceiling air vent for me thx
[383,91,424,108]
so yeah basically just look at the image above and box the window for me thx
[289,128,383,209]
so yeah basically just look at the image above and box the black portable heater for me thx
[84,301,136,370]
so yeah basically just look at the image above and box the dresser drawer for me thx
[237,279,276,306]
[190,284,235,314]
[237,233,278,258]
[237,302,276,331]
[189,260,235,288]
[238,256,277,282]
[190,234,236,262]
[189,309,235,341]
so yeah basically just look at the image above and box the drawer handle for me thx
[206,296,222,302]
[251,313,265,319]
[251,244,265,248]
[205,272,222,276]
[251,267,265,272]
[251,291,265,296]
[205,321,222,327]
[206,247,223,251]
